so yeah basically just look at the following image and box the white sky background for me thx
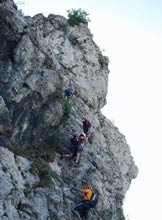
[17,1,162,219]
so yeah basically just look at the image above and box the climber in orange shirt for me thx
[71,184,93,220]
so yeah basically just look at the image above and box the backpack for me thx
[89,191,98,208]
[70,134,79,146]
[85,119,91,128]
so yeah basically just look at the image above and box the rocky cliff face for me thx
[0,1,138,220]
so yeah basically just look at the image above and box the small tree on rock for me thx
[67,8,90,26]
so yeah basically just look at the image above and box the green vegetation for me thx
[63,100,71,117]
[39,163,54,187]
[31,159,54,187]
[45,131,63,153]
[87,166,96,174]
[115,192,124,204]
[67,8,90,26]
[105,208,113,220]
[31,159,63,187]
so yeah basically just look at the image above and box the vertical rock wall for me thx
[0,1,138,219]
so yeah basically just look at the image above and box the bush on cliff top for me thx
[67,8,90,26]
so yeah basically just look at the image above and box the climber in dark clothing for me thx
[82,118,91,136]
[64,87,74,99]
[72,184,93,220]
[60,133,86,165]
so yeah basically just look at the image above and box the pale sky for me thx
[17,1,162,220]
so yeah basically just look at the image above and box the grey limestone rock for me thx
[0,1,138,220]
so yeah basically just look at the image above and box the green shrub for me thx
[105,208,113,220]
[115,193,124,204]
[31,159,54,187]
[45,131,63,153]
[63,100,71,117]
[67,8,90,26]
[87,166,96,174]
[39,164,53,187]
